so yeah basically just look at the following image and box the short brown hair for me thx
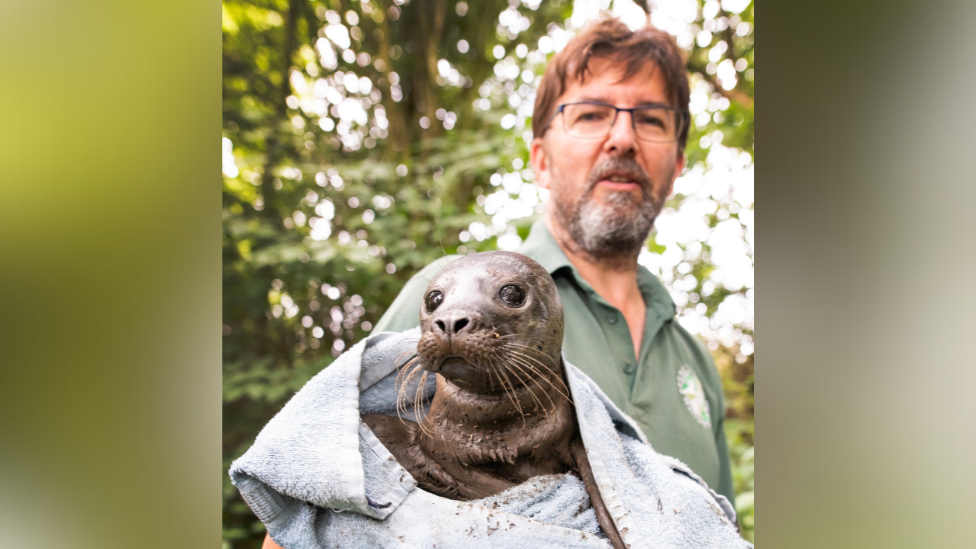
[532,17,690,149]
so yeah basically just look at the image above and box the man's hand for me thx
[262,534,283,549]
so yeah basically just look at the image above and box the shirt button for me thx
[623,362,636,374]
[607,312,617,324]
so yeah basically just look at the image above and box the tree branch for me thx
[259,0,302,221]
[375,0,410,157]
[708,6,754,110]
[687,57,754,111]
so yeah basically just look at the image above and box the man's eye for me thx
[574,109,610,123]
[637,114,666,128]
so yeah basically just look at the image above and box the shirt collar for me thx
[517,218,676,320]
[517,218,575,275]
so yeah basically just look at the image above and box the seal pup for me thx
[363,251,625,549]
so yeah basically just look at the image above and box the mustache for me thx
[585,156,653,192]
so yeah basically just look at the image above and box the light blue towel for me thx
[230,330,752,548]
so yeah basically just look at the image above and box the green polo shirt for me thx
[372,219,734,504]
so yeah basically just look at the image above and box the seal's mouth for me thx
[419,351,508,392]
[431,355,482,385]
[436,355,470,369]
[424,355,472,372]
[416,325,564,396]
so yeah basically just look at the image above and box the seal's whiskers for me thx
[391,343,421,396]
[504,347,573,403]
[503,342,561,368]
[395,356,429,423]
[506,355,569,410]
[488,332,569,406]
[484,350,499,393]
[503,344,569,387]
[414,370,433,437]
[487,357,525,420]
[499,359,548,423]
[502,357,556,417]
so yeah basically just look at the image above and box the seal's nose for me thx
[434,315,471,335]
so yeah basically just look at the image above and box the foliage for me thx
[222,0,754,547]
[718,344,755,541]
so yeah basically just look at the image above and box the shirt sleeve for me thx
[371,256,461,334]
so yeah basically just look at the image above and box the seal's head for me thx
[372,251,579,501]
[416,251,564,395]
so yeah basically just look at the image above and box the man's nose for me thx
[604,110,638,155]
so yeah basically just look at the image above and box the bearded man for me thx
[373,17,735,506]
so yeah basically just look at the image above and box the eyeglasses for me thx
[544,100,689,143]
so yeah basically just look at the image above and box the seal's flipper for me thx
[362,414,466,499]
[571,437,625,549]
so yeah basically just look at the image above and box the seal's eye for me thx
[498,284,526,307]
[425,290,444,313]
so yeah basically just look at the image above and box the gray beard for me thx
[563,189,657,261]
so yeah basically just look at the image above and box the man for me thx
[373,17,735,505]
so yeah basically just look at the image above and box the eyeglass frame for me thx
[541,100,690,143]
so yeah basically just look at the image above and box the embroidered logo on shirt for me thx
[677,365,711,429]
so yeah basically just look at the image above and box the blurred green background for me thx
[221,0,754,546]
[5,1,974,548]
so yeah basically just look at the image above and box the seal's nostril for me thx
[435,320,446,332]
[453,318,469,333]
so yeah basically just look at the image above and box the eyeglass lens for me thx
[562,104,681,142]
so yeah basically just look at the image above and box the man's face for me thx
[530,59,685,262]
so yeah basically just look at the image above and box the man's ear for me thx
[529,136,550,190]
